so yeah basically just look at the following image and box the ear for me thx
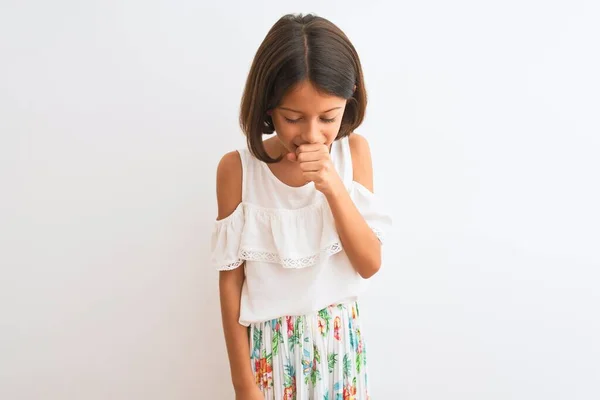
[353,84,357,92]
[266,109,273,116]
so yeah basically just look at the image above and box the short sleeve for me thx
[210,204,245,270]
[350,182,393,244]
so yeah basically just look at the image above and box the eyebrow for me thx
[278,106,342,114]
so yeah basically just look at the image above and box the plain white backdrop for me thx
[1,1,599,399]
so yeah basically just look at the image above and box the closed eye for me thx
[283,117,337,124]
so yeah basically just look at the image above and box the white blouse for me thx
[210,136,392,326]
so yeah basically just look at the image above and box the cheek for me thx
[272,118,295,138]
[273,125,300,148]
[275,126,298,141]
[324,122,343,144]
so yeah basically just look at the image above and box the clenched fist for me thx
[287,143,345,197]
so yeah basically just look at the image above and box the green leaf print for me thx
[265,350,272,366]
[328,353,338,373]
[356,352,363,374]
[295,316,304,335]
[342,353,351,379]
[309,368,321,385]
[272,337,278,356]
[288,316,303,351]
[288,333,300,352]
[272,330,283,356]
[288,332,300,351]
[253,329,262,356]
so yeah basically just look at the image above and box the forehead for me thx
[279,80,346,112]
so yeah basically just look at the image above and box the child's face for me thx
[271,80,348,155]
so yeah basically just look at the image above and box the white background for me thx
[1,1,599,399]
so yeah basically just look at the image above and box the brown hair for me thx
[239,13,367,163]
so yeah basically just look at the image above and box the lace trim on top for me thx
[217,227,383,271]
[219,259,245,271]
[241,242,342,269]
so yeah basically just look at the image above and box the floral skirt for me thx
[249,301,370,400]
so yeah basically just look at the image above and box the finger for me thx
[302,171,321,182]
[297,143,328,155]
[299,161,322,172]
[297,151,325,163]
[286,152,297,162]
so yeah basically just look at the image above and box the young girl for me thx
[211,13,392,400]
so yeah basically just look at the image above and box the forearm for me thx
[219,267,255,391]
[326,189,382,279]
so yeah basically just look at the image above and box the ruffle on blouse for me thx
[210,182,392,271]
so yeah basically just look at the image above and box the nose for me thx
[301,120,323,144]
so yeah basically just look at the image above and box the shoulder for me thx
[348,133,374,192]
[216,151,243,220]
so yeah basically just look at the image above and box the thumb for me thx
[286,152,297,162]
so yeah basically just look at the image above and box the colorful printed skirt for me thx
[249,301,369,400]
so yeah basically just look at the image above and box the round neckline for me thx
[260,141,336,191]
[260,159,314,191]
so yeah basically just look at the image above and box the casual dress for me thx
[210,136,392,399]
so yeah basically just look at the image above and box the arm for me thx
[215,152,256,392]
[325,133,381,279]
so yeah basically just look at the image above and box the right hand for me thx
[235,384,264,400]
